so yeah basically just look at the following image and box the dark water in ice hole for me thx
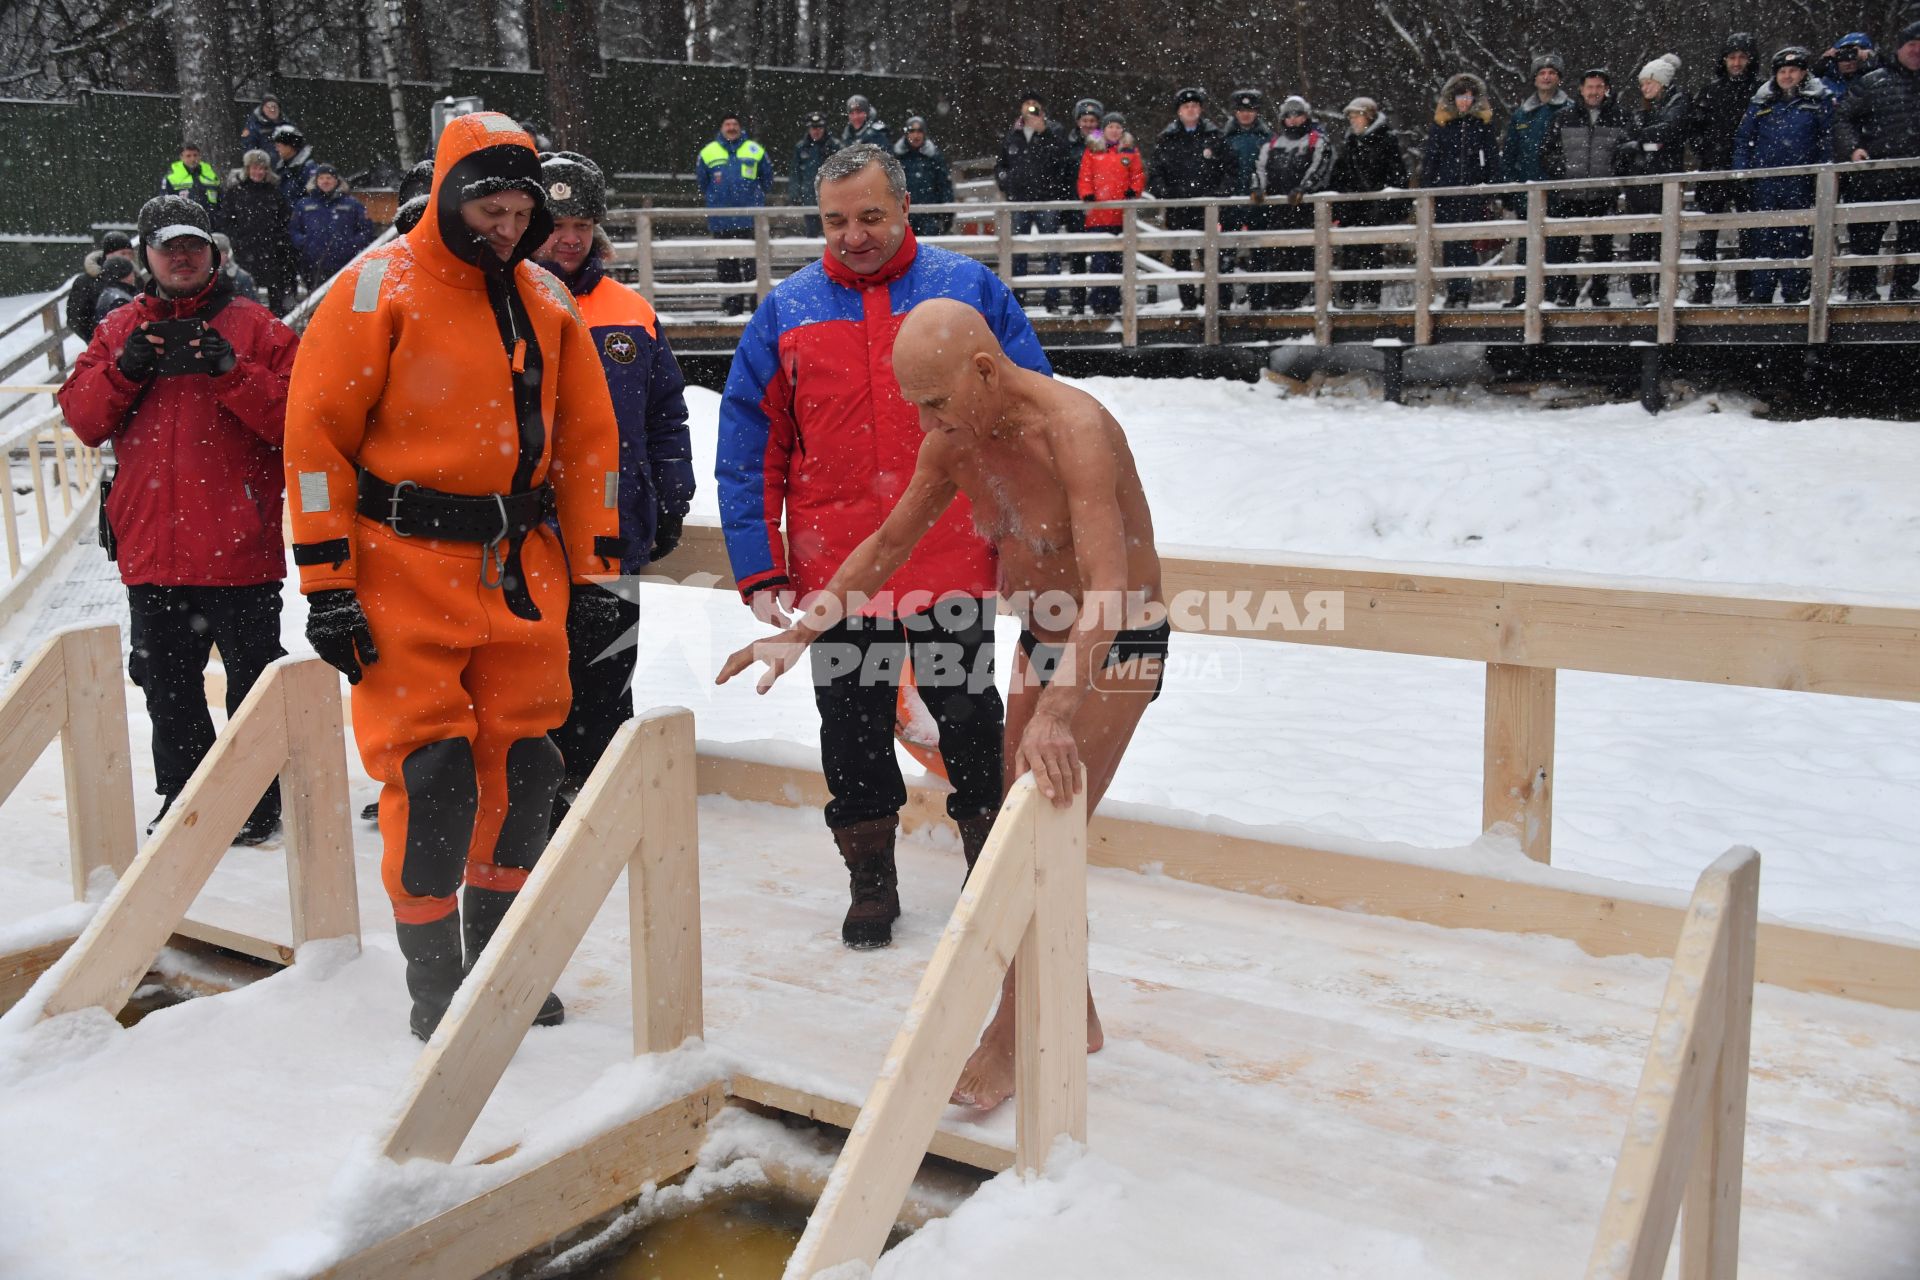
[572,1193,809,1279]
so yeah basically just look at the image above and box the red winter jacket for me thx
[1078,140,1146,228]
[59,274,298,587]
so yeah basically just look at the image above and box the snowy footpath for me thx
[0,380,1916,1277]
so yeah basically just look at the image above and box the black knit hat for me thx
[1898,19,1920,45]
[136,194,212,249]
[99,255,136,284]
[100,230,133,253]
[1723,32,1759,59]
[540,151,608,221]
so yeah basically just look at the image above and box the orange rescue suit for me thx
[284,114,621,924]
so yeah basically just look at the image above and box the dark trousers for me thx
[1624,185,1665,299]
[1844,169,1920,298]
[1013,209,1062,308]
[1546,197,1616,303]
[1337,242,1384,306]
[1266,204,1314,309]
[1508,191,1534,302]
[810,602,1004,830]
[1224,205,1274,310]
[1163,204,1212,310]
[552,586,642,786]
[715,226,754,315]
[1752,221,1814,304]
[1061,208,1089,310]
[1436,196,1484,304]
[127,583,285,820]
[1088,224,1124,313]
[1693,180,1754,301]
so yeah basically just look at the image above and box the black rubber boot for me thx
[463,885,565,1026]
[958,814,996,887]
[833,817,901,949]
[396,913,465,1041]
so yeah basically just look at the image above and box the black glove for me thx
[566,582,627,649]
[306,589,378,685]
[1081,193,1096,202]
[649,510,684,562]
[117,324,160,381]
[193,326,237,376]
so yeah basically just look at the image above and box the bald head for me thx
[893,300,1019,438]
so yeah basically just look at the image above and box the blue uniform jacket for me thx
[1735,79,1836,209]
[697,133,773,233]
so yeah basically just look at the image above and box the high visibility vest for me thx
[165,160,221,204]
[699,138,766,179]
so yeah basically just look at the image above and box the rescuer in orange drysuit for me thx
[283,113,624,1039]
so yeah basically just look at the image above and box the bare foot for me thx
[949,989,1105,1110]
[950,1027,1016,1110]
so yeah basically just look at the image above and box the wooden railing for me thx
[608,156,1920,351]
[1586,848,1759,1279]
[8,653,358,1023]
[378,707,702,1163]
[783,775,1088,1279]
[0,283,103,617]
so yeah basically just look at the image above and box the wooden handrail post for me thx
[1014,780,1089,1174]
[1657,179,1683,345]
[1525,194,1547,344]
[1483,663,1555,862]
[1809,168,1837,344]
[279,659,360,949]
[1586,849,1759,1280]
[59,626,137,896]
[2,449,22,575]
[634,201,657,301]
[51,420,72,517]
[1120,203,1140,349]
[996,204,1014,286]
[1679,849,1758,1279]
[1312,200,1333,346]
[753,214,774,306]
[1202,202,1221,345]
[30,429,51,542]
[1413,195,1434,345]
[631,709,702,1054]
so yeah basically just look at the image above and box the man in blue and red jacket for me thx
[59,194,299,845]
[717,142,1050,950]
[536,151,695,817]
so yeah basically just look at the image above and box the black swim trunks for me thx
[1016,619,1171,702]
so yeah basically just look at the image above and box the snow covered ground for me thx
[0,378,1915,1277]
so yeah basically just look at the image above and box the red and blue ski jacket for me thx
[716,228,1050,613]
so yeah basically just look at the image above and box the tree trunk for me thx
[171,0,234,171]
[368,0,418,166]
[533,0,599,153]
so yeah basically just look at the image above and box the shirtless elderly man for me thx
[718,296,1166,1110]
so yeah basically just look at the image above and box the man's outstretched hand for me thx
[716,628,812,694]
[1015,709,1083,808]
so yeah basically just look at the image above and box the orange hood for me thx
[407,112,554,287]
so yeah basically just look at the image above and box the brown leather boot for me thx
[833,817,901,949]
[957,814,996,887]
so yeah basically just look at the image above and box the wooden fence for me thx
[610,155,1920,353]
[0,288,101,622]
[9,651,357,1022]
[661,524,1920,1011]
[784,775,1088,1278]
[1586,848,1760,1280]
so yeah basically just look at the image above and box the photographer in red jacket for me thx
[58,194,300,844]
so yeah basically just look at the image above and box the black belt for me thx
[357,470,554,620]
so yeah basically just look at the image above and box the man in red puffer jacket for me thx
[58,194,299,845]
[1077,112,1146,314]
